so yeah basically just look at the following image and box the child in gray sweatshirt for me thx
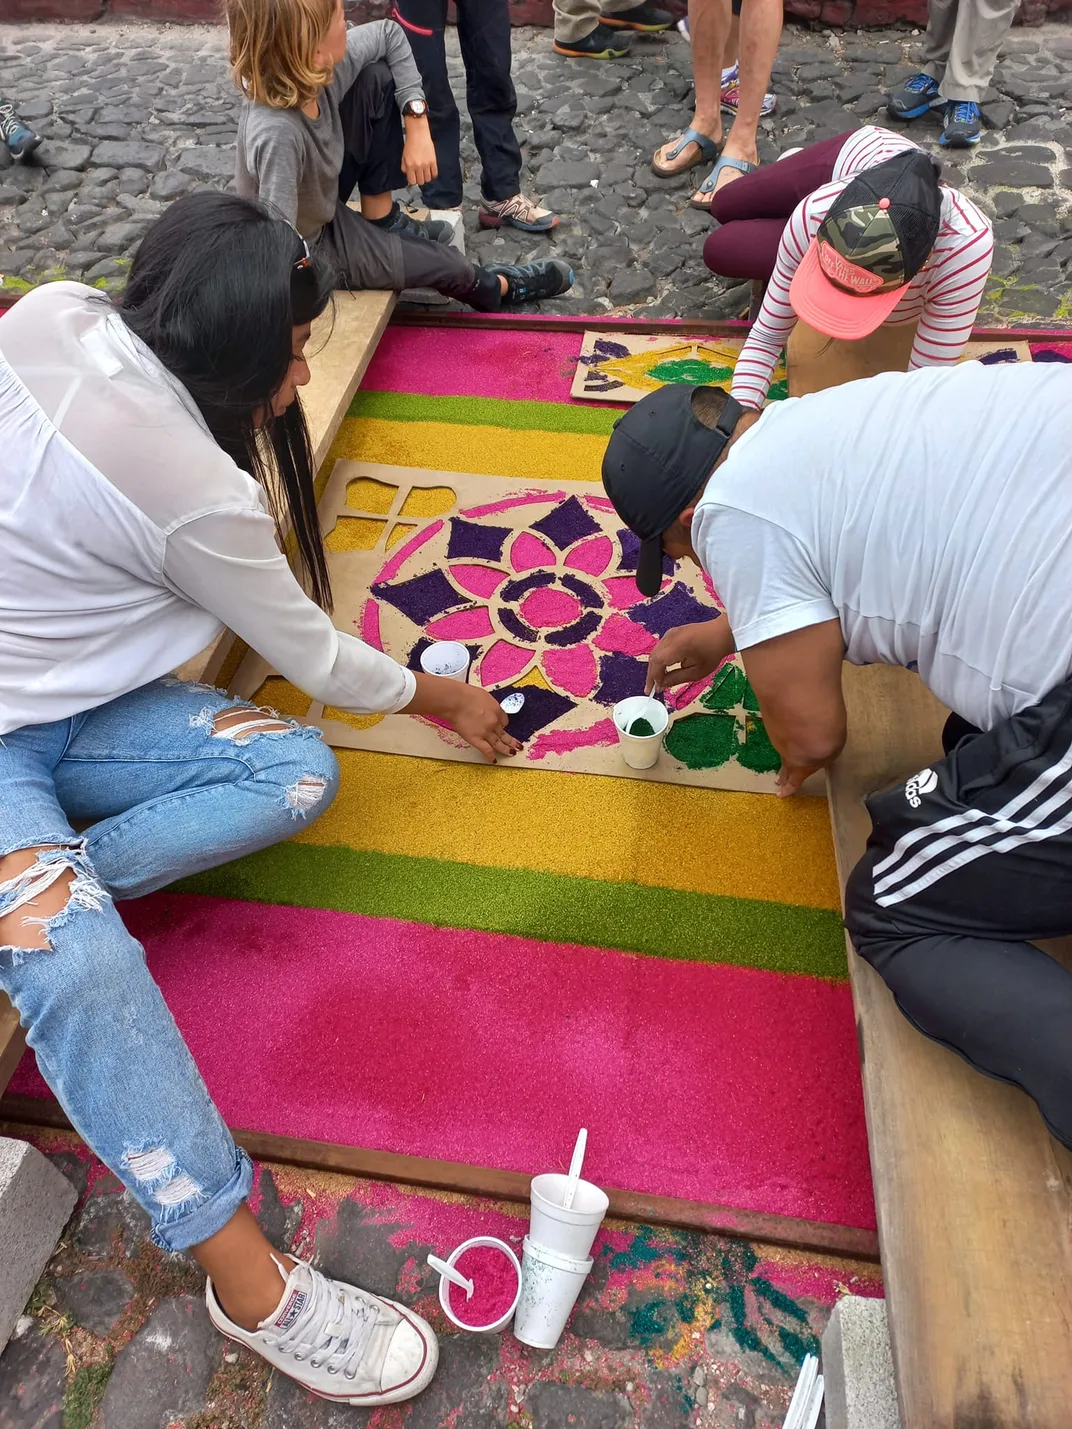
[229,0,574,309]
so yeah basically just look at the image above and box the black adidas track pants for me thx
[845,678,1072,1150]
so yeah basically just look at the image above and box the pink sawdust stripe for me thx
[361,326,584,403]
[12,895,875,1230]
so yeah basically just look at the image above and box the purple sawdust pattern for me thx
[491,685,575,741]
[501,571,554,603]
[545,610,603,648]
[447,518,511,562]
[372,570,470,625]
[560,573,602,609]
[629,583,717,638]
[531,495,602,552]
[500,608,538,643]
[594,650,648,705]
[617,527,673,579]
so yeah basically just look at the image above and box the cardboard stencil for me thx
[571,331,789,404]
[570,330,1035,405]
[262,460,798,793]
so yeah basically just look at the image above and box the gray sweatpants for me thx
[921,0,1019,103]
[316,201,501,309]
[553,0,639,46]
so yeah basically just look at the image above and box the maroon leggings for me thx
[703,132,854,281]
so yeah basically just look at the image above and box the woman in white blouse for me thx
[0,191,509,1405]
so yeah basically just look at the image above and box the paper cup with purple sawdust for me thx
[420,641,470,682]
[529,1172,609,1260]
[612,695,669,770]
[513,1235,594,1350]
[439,1235,522,1334]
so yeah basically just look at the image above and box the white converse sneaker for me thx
[206,1256,438,1406]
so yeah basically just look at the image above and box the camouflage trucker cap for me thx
[788,148,943,341]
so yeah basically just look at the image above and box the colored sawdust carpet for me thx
[19,325,1066,1233]
[283,456,785,792]
[11,323,870,1230]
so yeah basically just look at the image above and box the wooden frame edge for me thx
[0,1094,879,1263]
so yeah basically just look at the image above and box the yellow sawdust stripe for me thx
[325,417,608,486]
[294,746,840,912]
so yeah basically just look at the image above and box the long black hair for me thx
[118,191,337,609]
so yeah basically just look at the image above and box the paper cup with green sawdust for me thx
[612,695,669,770]
[513,1236,594,1349]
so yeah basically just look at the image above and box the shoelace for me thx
[905,73,938,93]
[490,195,548,224]
[949,101,980,124]
[271,1268,379,1380]
[0,103,21,140]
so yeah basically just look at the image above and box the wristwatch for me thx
[403,99,428,119]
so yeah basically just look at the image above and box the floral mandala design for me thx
[365,493,716,745]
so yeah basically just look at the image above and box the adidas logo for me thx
[905,768,938,808]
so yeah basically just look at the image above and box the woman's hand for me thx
[402,118,438,189]
[646,619,734,694]
[405,674,521,763]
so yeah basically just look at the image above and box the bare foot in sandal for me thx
[651,123,720,178]
[689,138,759,209]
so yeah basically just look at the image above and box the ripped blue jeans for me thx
[0,678,339,1251]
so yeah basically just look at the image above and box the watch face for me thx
[408,99,427,116]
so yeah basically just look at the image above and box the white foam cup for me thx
[529,1172,609,1260]
[420,641,470,682]
[513,1236,594,1350]
[612,695,669,770]
[437,1235,522,1335]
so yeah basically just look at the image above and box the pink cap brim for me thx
[789,239,909,341]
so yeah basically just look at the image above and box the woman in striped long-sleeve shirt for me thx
[702,126,993,410]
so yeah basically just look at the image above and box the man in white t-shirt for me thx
[601,363,1072,1152]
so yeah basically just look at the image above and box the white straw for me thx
[427,1253,473,1300]
[562,1128,588,1211]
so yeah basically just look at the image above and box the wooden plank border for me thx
[0,1095,879,1263]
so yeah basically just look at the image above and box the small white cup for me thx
[420,641,470,682]
[513,1235,594,1350]
[612,695,669,770]
[437,1235,522,1334]
[529,1172,609,1261]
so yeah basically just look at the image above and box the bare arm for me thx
[739,618,847,796]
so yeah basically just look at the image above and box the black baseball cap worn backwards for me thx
[601,383,744,599]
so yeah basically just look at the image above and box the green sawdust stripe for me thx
[174,844,847,981]
[347,389,623,435]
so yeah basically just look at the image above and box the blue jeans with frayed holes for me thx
[0,678,339,1251]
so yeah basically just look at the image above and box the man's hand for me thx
[405,674,520,763]
[646,619,735,694]
[402,118,438,188]
[775,760,823,799]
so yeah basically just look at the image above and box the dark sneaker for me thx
[0,98,41,160]
[374,201,452,244]
[941,100,982,147]
[886,72,943,120]
[553,22,633,57]
[489,259,575,304]
[600,1,672,29]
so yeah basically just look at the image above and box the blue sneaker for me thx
[886,72,943,121]
[488,259,575,304]
[941,100,982,147]
[0,98,41,160]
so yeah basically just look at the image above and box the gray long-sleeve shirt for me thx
[235,20,424,240]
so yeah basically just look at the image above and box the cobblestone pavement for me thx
[2,18,1072,319]
[0,1128,882,1429]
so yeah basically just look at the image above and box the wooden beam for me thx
[0,1095,878,1263]
[827,665,1072,1428]
[0,998,26,1100]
